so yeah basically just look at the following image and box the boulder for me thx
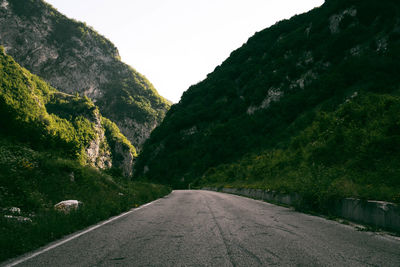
[54,200,82,213]
[4,215,32,223]
[3,207,21,214]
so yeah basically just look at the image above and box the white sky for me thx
[45,0,324,103]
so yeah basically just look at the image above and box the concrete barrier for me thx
[338,198,400,231]
[202,187,400,232]
[219,188,301,206]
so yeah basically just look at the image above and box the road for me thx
[4,190,400,266]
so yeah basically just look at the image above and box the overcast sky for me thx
[45,0,324,103]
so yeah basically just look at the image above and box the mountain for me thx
[0,0,170,149]
[0,46,136,176]
[134,0,400,205]
[0,47,171,261]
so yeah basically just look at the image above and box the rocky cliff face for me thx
[0,47,135,176]
[47,92,135,176]
[0,0,170,149]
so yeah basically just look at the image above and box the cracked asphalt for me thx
[7,190,400,266]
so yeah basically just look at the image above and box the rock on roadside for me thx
[54,200,83,214]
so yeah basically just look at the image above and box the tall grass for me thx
[0,138,170,262]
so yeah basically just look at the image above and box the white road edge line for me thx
[4,198,162,267]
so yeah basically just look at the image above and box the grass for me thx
[0,138,171,262]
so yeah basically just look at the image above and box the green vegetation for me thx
[102,117,137,157]
[0,49,170,262]
[0,137,170,262]
[196,93,400,210]
[0,47,136,169]
[135,0,400,209]
[5,0,171,148]
[0,46,95,163]
[97,66,171,125]
[102,117,137,176]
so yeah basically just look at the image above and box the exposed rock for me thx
[47,92,124,172]
[247,88,283,115]
[329,7,357,34]
[297,51,314,67]
[113,142,134,177]
[100,117,136,176]
[305,23,312,37]
[119,118,159,150]
[3,206,32,223]
[344,91,359,103]
[0,0,170,149]
[289,70,317,90]
[4,215,32,223]
[181,126,198,136]
[350,46,361,56]
[1,0,8,9]
[54,200,82,213]
[85,110,113,169]
[3,207,21,214]
[377,37,388,52]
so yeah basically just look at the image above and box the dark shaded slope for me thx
[135,0,400,189]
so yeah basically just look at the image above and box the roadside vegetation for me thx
[0,47,170,262]
[136,0,400,211]
[0,137,170,262]
[195,93,400,211]
[136,0,400,190]
[133,0,400,216]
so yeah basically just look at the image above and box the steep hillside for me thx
[135,0,400,200]
[0,47,135,176]
[0,0,170,149]
[0,136,170,261]
[0,48,171,261]
[198,93,400,208]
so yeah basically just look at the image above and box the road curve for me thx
[4,190,400,266]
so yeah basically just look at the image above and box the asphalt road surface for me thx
[4,190,400,266]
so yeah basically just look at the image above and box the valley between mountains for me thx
[1,0,400,264]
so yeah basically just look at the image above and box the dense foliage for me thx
[0,48,170,262]
[135,0,400,204]
[197,93,400,208]
[0,137,170,261]
[0,46,85,161]
[0,47,135,170]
